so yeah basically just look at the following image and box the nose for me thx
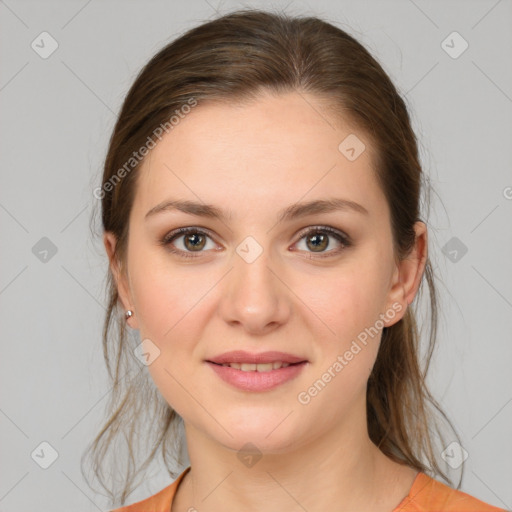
[218,245,292,335]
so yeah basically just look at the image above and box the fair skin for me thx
[104,90,427,512]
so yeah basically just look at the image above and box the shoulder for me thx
[395,472,508,512]
[109,466,191,512]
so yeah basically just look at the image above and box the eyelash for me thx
[159,226,352,260]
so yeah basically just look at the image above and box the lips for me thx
[206,350,307,365]
[218,361,292,372]
[205,350,309,391]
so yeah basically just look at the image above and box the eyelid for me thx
[293,225,351,245]
[161,226,217,245]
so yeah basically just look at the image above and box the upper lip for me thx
[206,350,307,365]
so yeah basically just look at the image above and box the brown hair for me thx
[84,8,461,505]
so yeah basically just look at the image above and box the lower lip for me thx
[206,361,307,391]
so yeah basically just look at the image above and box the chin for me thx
[213,410,303,454]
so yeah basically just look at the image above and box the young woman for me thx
[86,9,506,512]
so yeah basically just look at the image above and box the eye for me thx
[160,227,218,259]
[160,225,352,260]
[293,226,351,258]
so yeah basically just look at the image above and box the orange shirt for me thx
[110,466,507,512]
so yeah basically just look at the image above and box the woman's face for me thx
[105,90,424,454]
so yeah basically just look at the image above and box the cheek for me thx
[295,270,384,420]
[129,250,212,340]
[298,259,387,345]
[127,251,214,412]
[294,252,390,401]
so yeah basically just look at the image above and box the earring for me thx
[125,310,133,320]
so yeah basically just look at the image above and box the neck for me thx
[173,408,414,512]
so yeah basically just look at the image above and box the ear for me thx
[103,232,138,329]
[383,221,428,327]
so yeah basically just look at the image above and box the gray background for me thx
[1,0,511,510]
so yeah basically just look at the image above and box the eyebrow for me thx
[145,197,369,223]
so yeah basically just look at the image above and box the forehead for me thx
[133,91,386,220]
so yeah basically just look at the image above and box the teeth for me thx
[220,361,291,371]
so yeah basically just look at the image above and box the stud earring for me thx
[125,310,133,320]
